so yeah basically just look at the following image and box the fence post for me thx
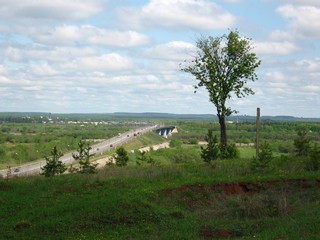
[256,107,260,158]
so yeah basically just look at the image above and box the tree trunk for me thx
[218,115,228,151]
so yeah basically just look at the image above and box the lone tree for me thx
[181,30,261,151]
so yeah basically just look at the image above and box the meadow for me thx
[1,114,320,239]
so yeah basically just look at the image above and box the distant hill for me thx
[0,112,319,122]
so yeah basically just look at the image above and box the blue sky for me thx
[0,0,319,117]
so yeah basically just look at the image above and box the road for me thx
[0,124,158,178]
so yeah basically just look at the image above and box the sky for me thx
[0,0,319,117]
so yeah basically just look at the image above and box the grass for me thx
[1,158,320,239]
[122,132,167,150]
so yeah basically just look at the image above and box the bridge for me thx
[155,126,177,138]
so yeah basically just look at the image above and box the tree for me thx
[306,143,320,171]
[181,30,261,151]
[114,147,129,167]
[41,146,66,177]
[136,151,155,166]
[72,140,97,174]
[294,129,310,156]
[201,129,219,163]
[250,142,273,173]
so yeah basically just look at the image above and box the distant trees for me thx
[181,30,261,153]
[41,146,66,177]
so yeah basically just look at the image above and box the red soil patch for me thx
[199,226,242,239]
[161,179,320,197]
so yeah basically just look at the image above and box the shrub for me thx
[170,147,201,164]
[305,143,320,171]
[114,147,129,167]
[220,144,240,159]
[72,140,97,174]
[250,142,273,173]
[136,151,155,166]
[294,129,310,156]
[41,146,66,177]
[189,138,199,145]
[169,139,182,148]
[201,130,219,163]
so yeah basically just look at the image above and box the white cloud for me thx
[295,58,320,72]
[276,4,320,39]
[272,0,320,6]
[118,0,236,30]
[0,0,106,21]
[144,41,196,61]
[29,63,58,76]
[30,25,150,47]
[5,46,97,63]
[255,41,299,55]
[66,53,134,72]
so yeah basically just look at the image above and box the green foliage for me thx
[220,144,240,159]
[170,147,201,164]
[294,129,310,156]
[201,130,219,163]
[189,138,199,145]
[250,142,273,173]
[305,143,320,171]
[72,140,97,174]
[41,146,66,177]
[169,138,182,148]
[181,30,261,149]
[114,147,129,167]
[135,151,155,166]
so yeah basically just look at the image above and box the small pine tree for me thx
[72,140,97,174]
[136,151,155,166]
[41,146,66,177]
[250,142,273,173]
[294,129,310,156]
[114,147,129,167]
[201,129,219,163]
[305,143,320,171]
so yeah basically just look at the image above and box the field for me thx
[0,113,320,239]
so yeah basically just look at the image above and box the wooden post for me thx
[256,107,260,158]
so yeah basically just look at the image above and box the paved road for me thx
[0,124,158,178]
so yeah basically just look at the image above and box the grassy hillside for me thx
[1,161,319,240]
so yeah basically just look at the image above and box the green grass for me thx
[1,160,319,239]
[122,132,167,150]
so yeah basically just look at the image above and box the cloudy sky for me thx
[0,0,319,117]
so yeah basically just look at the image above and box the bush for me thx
[41,146,66,177]
[294,129,310,156]
[169,139,182,148]
[170,147,201,164]
[72,140,97,174]
[201,130,219,163]
[114,147,129,167]
[250,142,273,173]
[305,143,320,171]
[220,144,240,159]
[189,138,199,145]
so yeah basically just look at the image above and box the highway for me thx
[0,124,158,178]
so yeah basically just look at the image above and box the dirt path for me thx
[94,142,170,168]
